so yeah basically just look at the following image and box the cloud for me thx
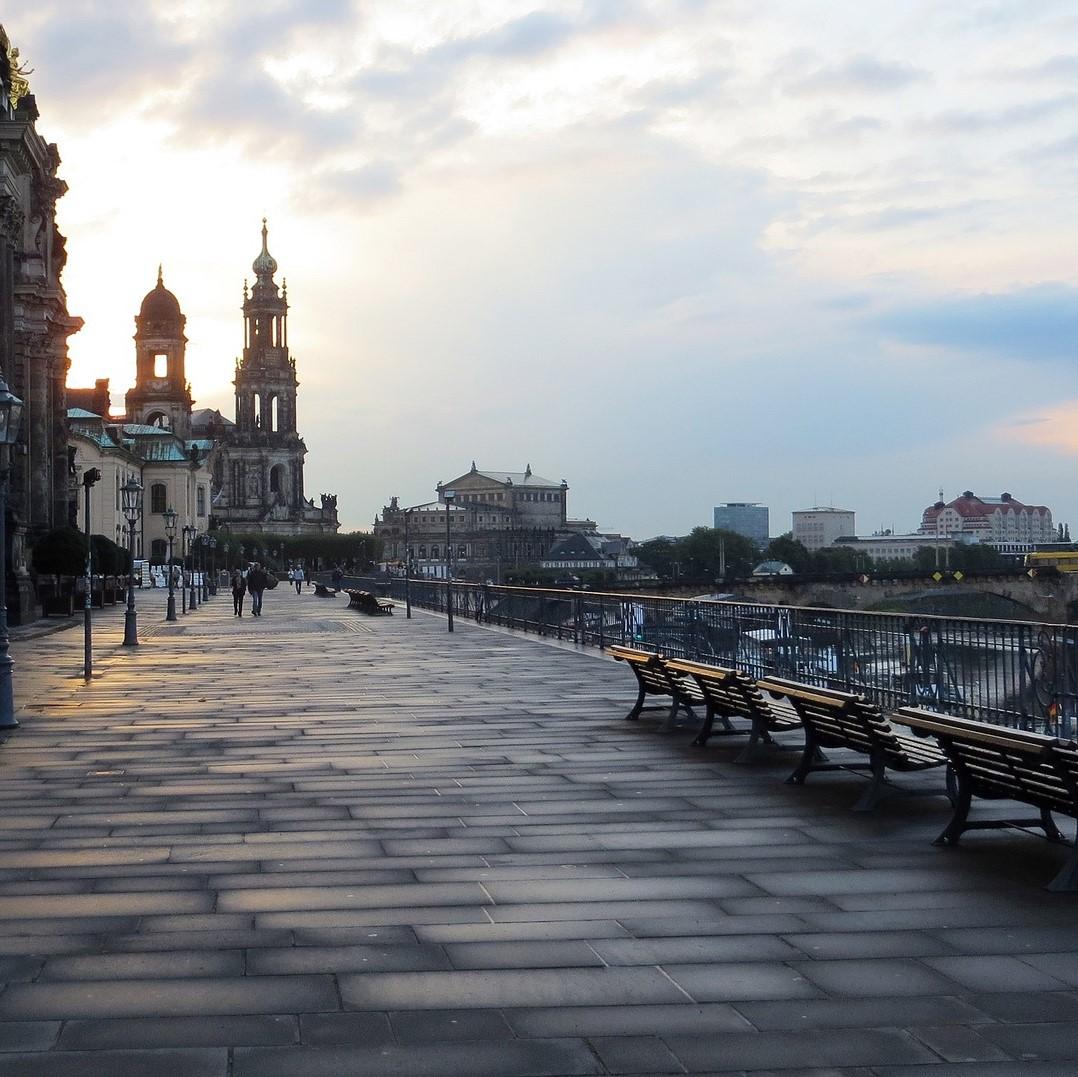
[922,93,1077,134]
[786,55,925,97]
[1005,401,1078,454]
[876,285,1078,361]
[11,2,192,116]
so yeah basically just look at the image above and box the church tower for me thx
[226,220,307,514]
[125,267,192,438]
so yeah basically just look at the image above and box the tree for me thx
[90,535,131,575]
[762,534,812,574]
[31,528,86,576]
[635,537,678,578]
[679,527,757,580]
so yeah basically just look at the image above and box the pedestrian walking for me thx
[248,563,268,617]
[304,565,312,589]
[332,564,343,590]
[231,568,246,617]
[290,566,302,595]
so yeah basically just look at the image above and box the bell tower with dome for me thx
[193,219,338,535]
[125,266,193,439]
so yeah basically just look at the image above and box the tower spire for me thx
[157,263,163,286]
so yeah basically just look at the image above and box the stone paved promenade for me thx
[1,591,1077,1075]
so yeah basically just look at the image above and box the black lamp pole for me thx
[82,467,101,680]
[164,506,177,621]
[121,477,143,647]
[444,489,455,633]
[0,378,24,729]
[187,527,199,611]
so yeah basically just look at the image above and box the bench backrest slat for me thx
[758,676,905,758]
[896,705,1077,815]
[666,659,771,723]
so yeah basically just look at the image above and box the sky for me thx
[9,1,1078,537]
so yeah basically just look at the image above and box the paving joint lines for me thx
[0,590,1076,1074]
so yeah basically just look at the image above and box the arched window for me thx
[150,483,167,514]
[147,411,169,429]
[270,465,285,494]
[270,396,278,432]
[253,394,262,428]
[430,545,439,559]
[151,539,167,562]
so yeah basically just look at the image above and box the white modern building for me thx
[792,506,856,552]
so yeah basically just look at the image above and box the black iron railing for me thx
[380,577,1078,736]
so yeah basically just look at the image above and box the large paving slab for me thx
[1,589,1076,1073]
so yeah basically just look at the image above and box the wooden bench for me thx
[344,588,394,615]
[758,677,949,812]
[664,659,803,762]
[606,645,704,731]
[897,706,1078,891]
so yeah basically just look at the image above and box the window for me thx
[197,486,206,516]
[418,546,426,557]
[431,545,439,558]
[153,353,168,378]
[253,394,262,428]
[150,482,167,514]
[270,396,278,432]
[151,539,167,562]
[458,544,466,558]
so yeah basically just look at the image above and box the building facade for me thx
[834,533,960,563]
[919,490,1054,551]
[376,464,574,580]
[713,502,769,547]
[0,29,83,621]
[68,409,212,562]
[71,223,340,550]
[792,506,856,552]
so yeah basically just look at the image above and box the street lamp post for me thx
[199,537,208,602]
[181,525,189,614]
[186,527,199,611]
[0,376,23,729]
[403,509,412,619]
[444,489,455,633]
[164,507,177,621]
[82,467,101,680]
[208,537,217,595]
[121,477,143,647]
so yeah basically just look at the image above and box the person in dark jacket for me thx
[231,569,246,617]
[248,563,268,616]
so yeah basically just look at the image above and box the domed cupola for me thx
[252,218,278,280]
[138,265,184,328]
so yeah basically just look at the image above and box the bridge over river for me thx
[658,570,1078,624]
[3,593,1078,1074]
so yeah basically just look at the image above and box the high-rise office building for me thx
[713,503,769,547]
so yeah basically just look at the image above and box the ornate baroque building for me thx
[192,221,336,535]
[375,464,569,581]
[0,28,82,621]
[70,222,339,545]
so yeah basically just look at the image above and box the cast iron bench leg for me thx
[624,682,646,721]
[852,751,896,813]
[691,703,716,747]
[1046,838,1078,892]
[933,776,972,846]
[785,728,820,785]
[1040,807,1067,844]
